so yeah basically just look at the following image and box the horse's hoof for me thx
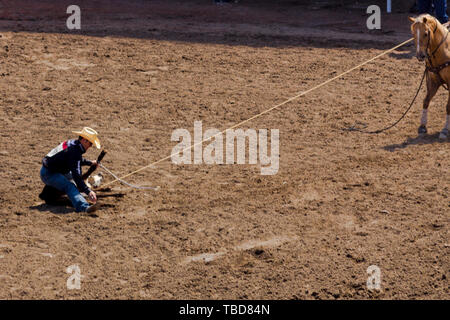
[439,128,448,140]
[418,126,427,135]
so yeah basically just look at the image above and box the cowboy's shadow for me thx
[383,132,449,151]
[29,202,74,215]
[29,196,117,215]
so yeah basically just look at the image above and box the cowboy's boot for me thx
[39,185,64,205]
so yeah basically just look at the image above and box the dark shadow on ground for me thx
[97,193,125,199]
[389,48,415,60]
[383,132,450,151]
[29,192,120,215]
[29,202,74,215]
[0,0,416,50]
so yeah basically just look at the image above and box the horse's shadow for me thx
[383,132,449,151]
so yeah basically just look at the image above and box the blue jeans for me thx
[40,166,89,212]
[418,0,448,24]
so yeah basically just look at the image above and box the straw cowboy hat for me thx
[72,127,101,149]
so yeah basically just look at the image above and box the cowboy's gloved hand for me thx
[88,191,97,203]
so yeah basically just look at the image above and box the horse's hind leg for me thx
[419,73,439,135]
[439,96,450,139]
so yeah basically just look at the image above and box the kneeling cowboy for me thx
[39,127,101,213]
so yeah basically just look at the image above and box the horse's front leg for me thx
[419,73,440,135]
[439,96,450,139]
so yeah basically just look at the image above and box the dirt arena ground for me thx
[0,0,448,299]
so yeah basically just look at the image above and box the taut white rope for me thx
[99,163,160,191]
[101,37,414,189]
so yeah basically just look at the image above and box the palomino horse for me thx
[409,14,450,139]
